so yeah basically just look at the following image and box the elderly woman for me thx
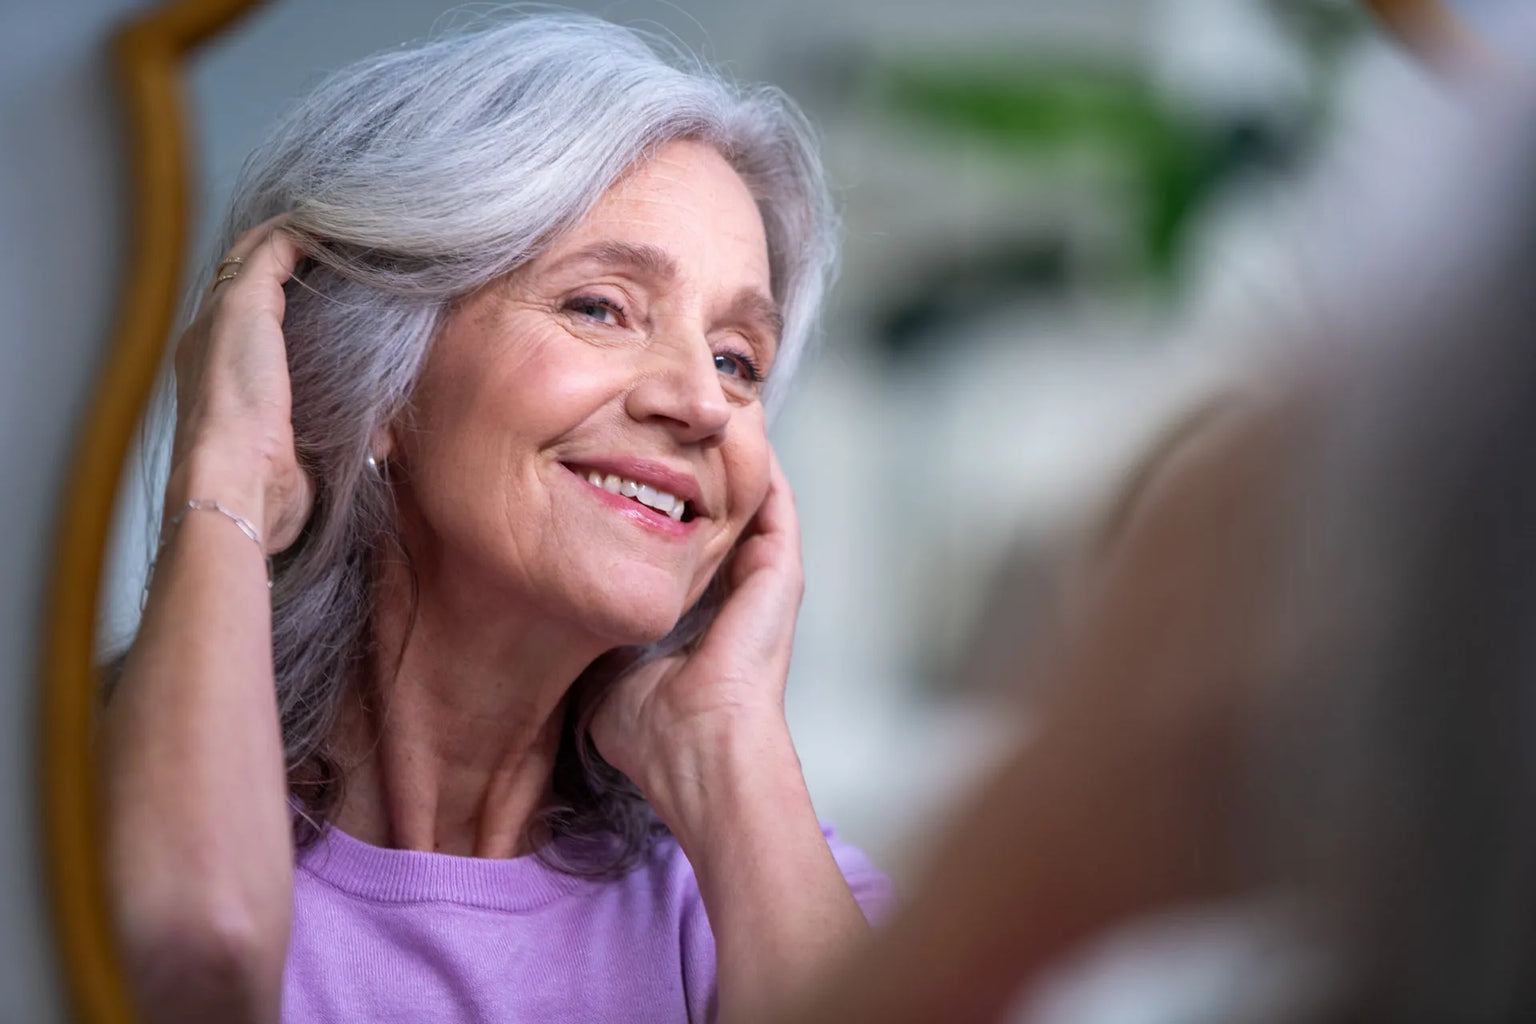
[102,13,891,1024]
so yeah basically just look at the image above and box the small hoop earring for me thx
[365,452,382,476]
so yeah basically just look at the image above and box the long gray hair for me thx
[202,11,836,873]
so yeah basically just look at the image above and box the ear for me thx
[370,424,396,463]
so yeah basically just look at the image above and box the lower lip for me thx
[561,465,697,539]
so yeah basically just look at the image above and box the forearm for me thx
[772,731,1156,1024]
[100,461,292,1021]
[643,723,869,1022]
[770,724,1235,1024]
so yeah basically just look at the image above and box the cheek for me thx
[687,448,768,603]
[724,431,772,535]
[414,321,612,455]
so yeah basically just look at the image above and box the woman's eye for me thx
[714,351,764,383]
[565,296,624,326]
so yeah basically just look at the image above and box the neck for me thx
[332,541,607,859]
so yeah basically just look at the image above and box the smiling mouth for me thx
[566,465,696,522]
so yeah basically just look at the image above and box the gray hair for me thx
[207,11,836,873]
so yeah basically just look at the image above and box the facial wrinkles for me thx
[493,303,708,615]
[400,141,774,643]
[491,306,630,591]
[588,250,775,412]
[624,152,771,573]
[409,305,548,602]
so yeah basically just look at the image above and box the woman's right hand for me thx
[109,218,309,1023]
[168,216,312,552]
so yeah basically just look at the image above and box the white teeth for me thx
[636,487,679,515]
[640,490,684,518]
[579,467,688,519]
[634,484,680,516]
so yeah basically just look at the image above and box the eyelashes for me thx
[714,351,764,384]
[562,295,769,387]
[563,295,625,326]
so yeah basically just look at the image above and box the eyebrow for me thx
[725,289,785,353]
[549,239,784,349]
[546,240,680,283]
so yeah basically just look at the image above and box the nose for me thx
[625,327,732,444]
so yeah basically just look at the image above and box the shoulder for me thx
[641,821,896,1022]
[641,822,898,925]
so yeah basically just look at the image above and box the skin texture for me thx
[102,218,307,1024]
[333,139,782,857]
[102,140,868,1023]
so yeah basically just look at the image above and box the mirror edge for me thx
[42,1,263,1021]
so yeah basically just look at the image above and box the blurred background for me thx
[2,0,1515,1020]
[89,0,1496,875]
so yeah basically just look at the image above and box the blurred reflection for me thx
[98,0,1483,884]
[89,0,1534,1020]
[772,7,1536,1023]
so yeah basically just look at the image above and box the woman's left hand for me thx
[590,449,803,795]
[591,452,868,1021]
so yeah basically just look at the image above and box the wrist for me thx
[641,716,805,850]
[165,447,272,541]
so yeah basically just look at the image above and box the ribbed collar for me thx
[297,825,591,913]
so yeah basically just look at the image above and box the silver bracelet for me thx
[143,499,274,608]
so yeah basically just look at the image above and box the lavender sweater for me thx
[282,823,895,1023]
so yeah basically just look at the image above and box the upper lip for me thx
[563,457,709,517]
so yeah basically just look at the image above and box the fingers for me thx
[180,216,302,374]
[727,447,802,590]
[223,213,296,267]
[749,447,799,543]
[204,215,303,307]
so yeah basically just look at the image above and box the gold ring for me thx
[212,256,245,290]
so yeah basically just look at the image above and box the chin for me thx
[581,591,689,649]
[590,614,683,651]
[574,561,714,647]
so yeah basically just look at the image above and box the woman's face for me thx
[392,140,779,645]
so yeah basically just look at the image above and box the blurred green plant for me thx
[868,0,1368,298]
[876,58,1217,282]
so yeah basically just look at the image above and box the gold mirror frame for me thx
[42,1,262,1021]
[38,2,1484,1022]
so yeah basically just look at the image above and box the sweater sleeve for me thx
[678,823,898,1024]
